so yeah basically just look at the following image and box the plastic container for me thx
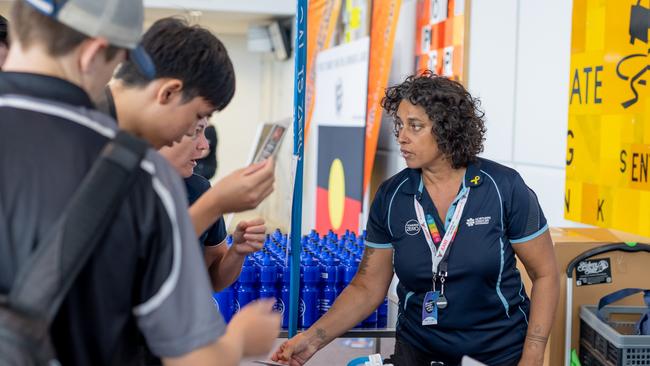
[579,305,650,366]
[564,243,650,366]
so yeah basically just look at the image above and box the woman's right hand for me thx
[271,247,394,365]
[270,332,319,366]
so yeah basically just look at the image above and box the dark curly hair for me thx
[381,70,486,169]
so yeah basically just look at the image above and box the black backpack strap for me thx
[8,131,149,322]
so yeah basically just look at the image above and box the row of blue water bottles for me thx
[213,229,389,329]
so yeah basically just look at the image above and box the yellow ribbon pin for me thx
[470,175,480,185]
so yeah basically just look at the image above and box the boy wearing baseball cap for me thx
[0,1,279,365]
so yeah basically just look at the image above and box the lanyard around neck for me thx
[413,187,470,277]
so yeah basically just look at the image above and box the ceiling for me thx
[143,0,295,16]
[143,0,295,34]
[0,0,296,35]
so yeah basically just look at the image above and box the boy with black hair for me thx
[102,17,276,292]
[104,17,275,230]
[0,1,279,365]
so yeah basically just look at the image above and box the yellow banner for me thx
[565,0,650,236]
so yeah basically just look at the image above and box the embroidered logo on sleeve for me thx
[466,216,491,227]
[405,219,421,235]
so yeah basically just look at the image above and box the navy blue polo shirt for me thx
[184,174,227,246]
[365,158,548,365]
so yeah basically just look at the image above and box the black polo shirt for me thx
[0,72,225,365]
[366,158,548,365]
[185,174,227,246]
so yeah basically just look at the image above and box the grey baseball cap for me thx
[24,0,155,79]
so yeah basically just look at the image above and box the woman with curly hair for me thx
[273,71,559,366]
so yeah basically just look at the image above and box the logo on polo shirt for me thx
[466,216,491,227]
[405,219,421,235]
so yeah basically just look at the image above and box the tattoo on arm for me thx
[357,247,376,275]
[315,328,327,342]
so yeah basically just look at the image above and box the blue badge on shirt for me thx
[422,291,439,325]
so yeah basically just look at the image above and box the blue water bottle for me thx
[273,228,282,241]
[343,256,358,290]
[319,254,338,316]
[236,256,258,311]
[281,263,291,328]
[230,281,240,316]
[342,256,363,328]
[259,254,277,299]
[377,297,388,328]
[213,285,234,322]
[336,250,346,295]
[300,253,320,328]
[359,245,376,328]
[213,236,235,321]
[362,306,378,328]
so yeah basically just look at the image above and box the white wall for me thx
[466,0,580,227]
[210,33,296,232]
[251,56,296,232]
[211,34,264,182]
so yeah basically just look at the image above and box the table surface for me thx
[279,328,396,338]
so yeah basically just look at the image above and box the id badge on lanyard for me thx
[414,188,470,325]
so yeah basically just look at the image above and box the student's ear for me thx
[156,79,184,105]
[78,37,111,74]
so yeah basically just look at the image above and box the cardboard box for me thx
[518,228,650,366]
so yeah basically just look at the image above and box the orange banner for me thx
[414,0,468,83]
[304,0,342,139]
[363,0,402,192]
